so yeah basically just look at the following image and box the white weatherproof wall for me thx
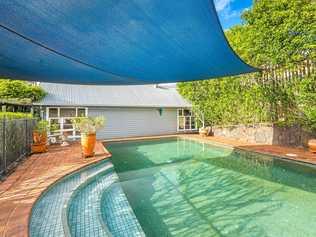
[88,107,178,140]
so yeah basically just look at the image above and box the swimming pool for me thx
[30,137,316,237]
[108,137,316,237]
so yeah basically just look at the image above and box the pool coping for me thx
[235,147,316,168]
[178,135,316,167]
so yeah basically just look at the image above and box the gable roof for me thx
[35,83,191,108]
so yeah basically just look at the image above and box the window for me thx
[178,117,184,130]
[46,107,88,139]
[48,108,58,118]
[60,108,76,117]
[78,108,86,117]
[177,109,197,132]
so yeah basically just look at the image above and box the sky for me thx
[214,0,253,30]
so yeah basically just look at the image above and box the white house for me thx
[35,83,197,140]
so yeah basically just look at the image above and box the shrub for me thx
[72,116,105,134]
[0,79,46,102]
[33,120,49,133]
[0,112,33,120]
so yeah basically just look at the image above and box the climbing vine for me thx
[177,73,315,131]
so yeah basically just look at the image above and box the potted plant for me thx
[32,120,49,153]
[72,116,105,157]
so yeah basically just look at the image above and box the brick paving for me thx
[183,134,316,164]
[237,144,316,165]
[0,142,111,237]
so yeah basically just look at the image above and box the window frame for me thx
[46,107,88,139]
[177,108,197,132]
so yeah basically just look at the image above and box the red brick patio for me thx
[0,141,111,237]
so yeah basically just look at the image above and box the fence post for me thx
[2,119,6,173]
[25,119,28,156]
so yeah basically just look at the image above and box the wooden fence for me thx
[261,59,314,81]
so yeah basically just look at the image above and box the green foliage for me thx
[227,0,315,66]
[297,75,316,132]
[0,112,33,120]
[34,120,59,133]
[0,80,46,102]
[72,116,105,134]
[178,76,266,126]
[178,0,316,131]
[178,74,315,129]
[34,120,50,133]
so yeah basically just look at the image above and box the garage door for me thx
[88,107,178,139]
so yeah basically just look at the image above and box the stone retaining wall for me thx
[212,123,315,147]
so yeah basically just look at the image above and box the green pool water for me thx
[108,137,316,237]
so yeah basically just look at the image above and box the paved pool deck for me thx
[0,135,315,237]
[0,142,111,237]
[183,134,316,165]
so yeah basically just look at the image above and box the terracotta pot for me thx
[32,131,48,153]
[33,131,48,145]
[81,133,96,157]
[308,139,316,153]
[31,143,48,153]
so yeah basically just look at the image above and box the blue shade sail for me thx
[0,0,257,85]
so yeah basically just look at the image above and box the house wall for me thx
[88,107,178,139]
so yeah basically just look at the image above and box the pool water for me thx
[108,138,316,237]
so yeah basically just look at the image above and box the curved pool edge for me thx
[64,162,146,237]
[28,143,111,237]
[100,183,146,237]
[64,163,115,237]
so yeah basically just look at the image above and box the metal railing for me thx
[0,118,36,177]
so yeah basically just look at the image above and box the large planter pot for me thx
[32,131,48,153]
[81,133,96,158]
[308,139,316,153]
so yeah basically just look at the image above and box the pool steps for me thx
[30,159,145,237]
[66,168,117,237]
[66,167,145,237]
[29,159,112,237]
[100,183,145,237]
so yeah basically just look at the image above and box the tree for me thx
[227,0,315,66]
[0,79,46,102]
